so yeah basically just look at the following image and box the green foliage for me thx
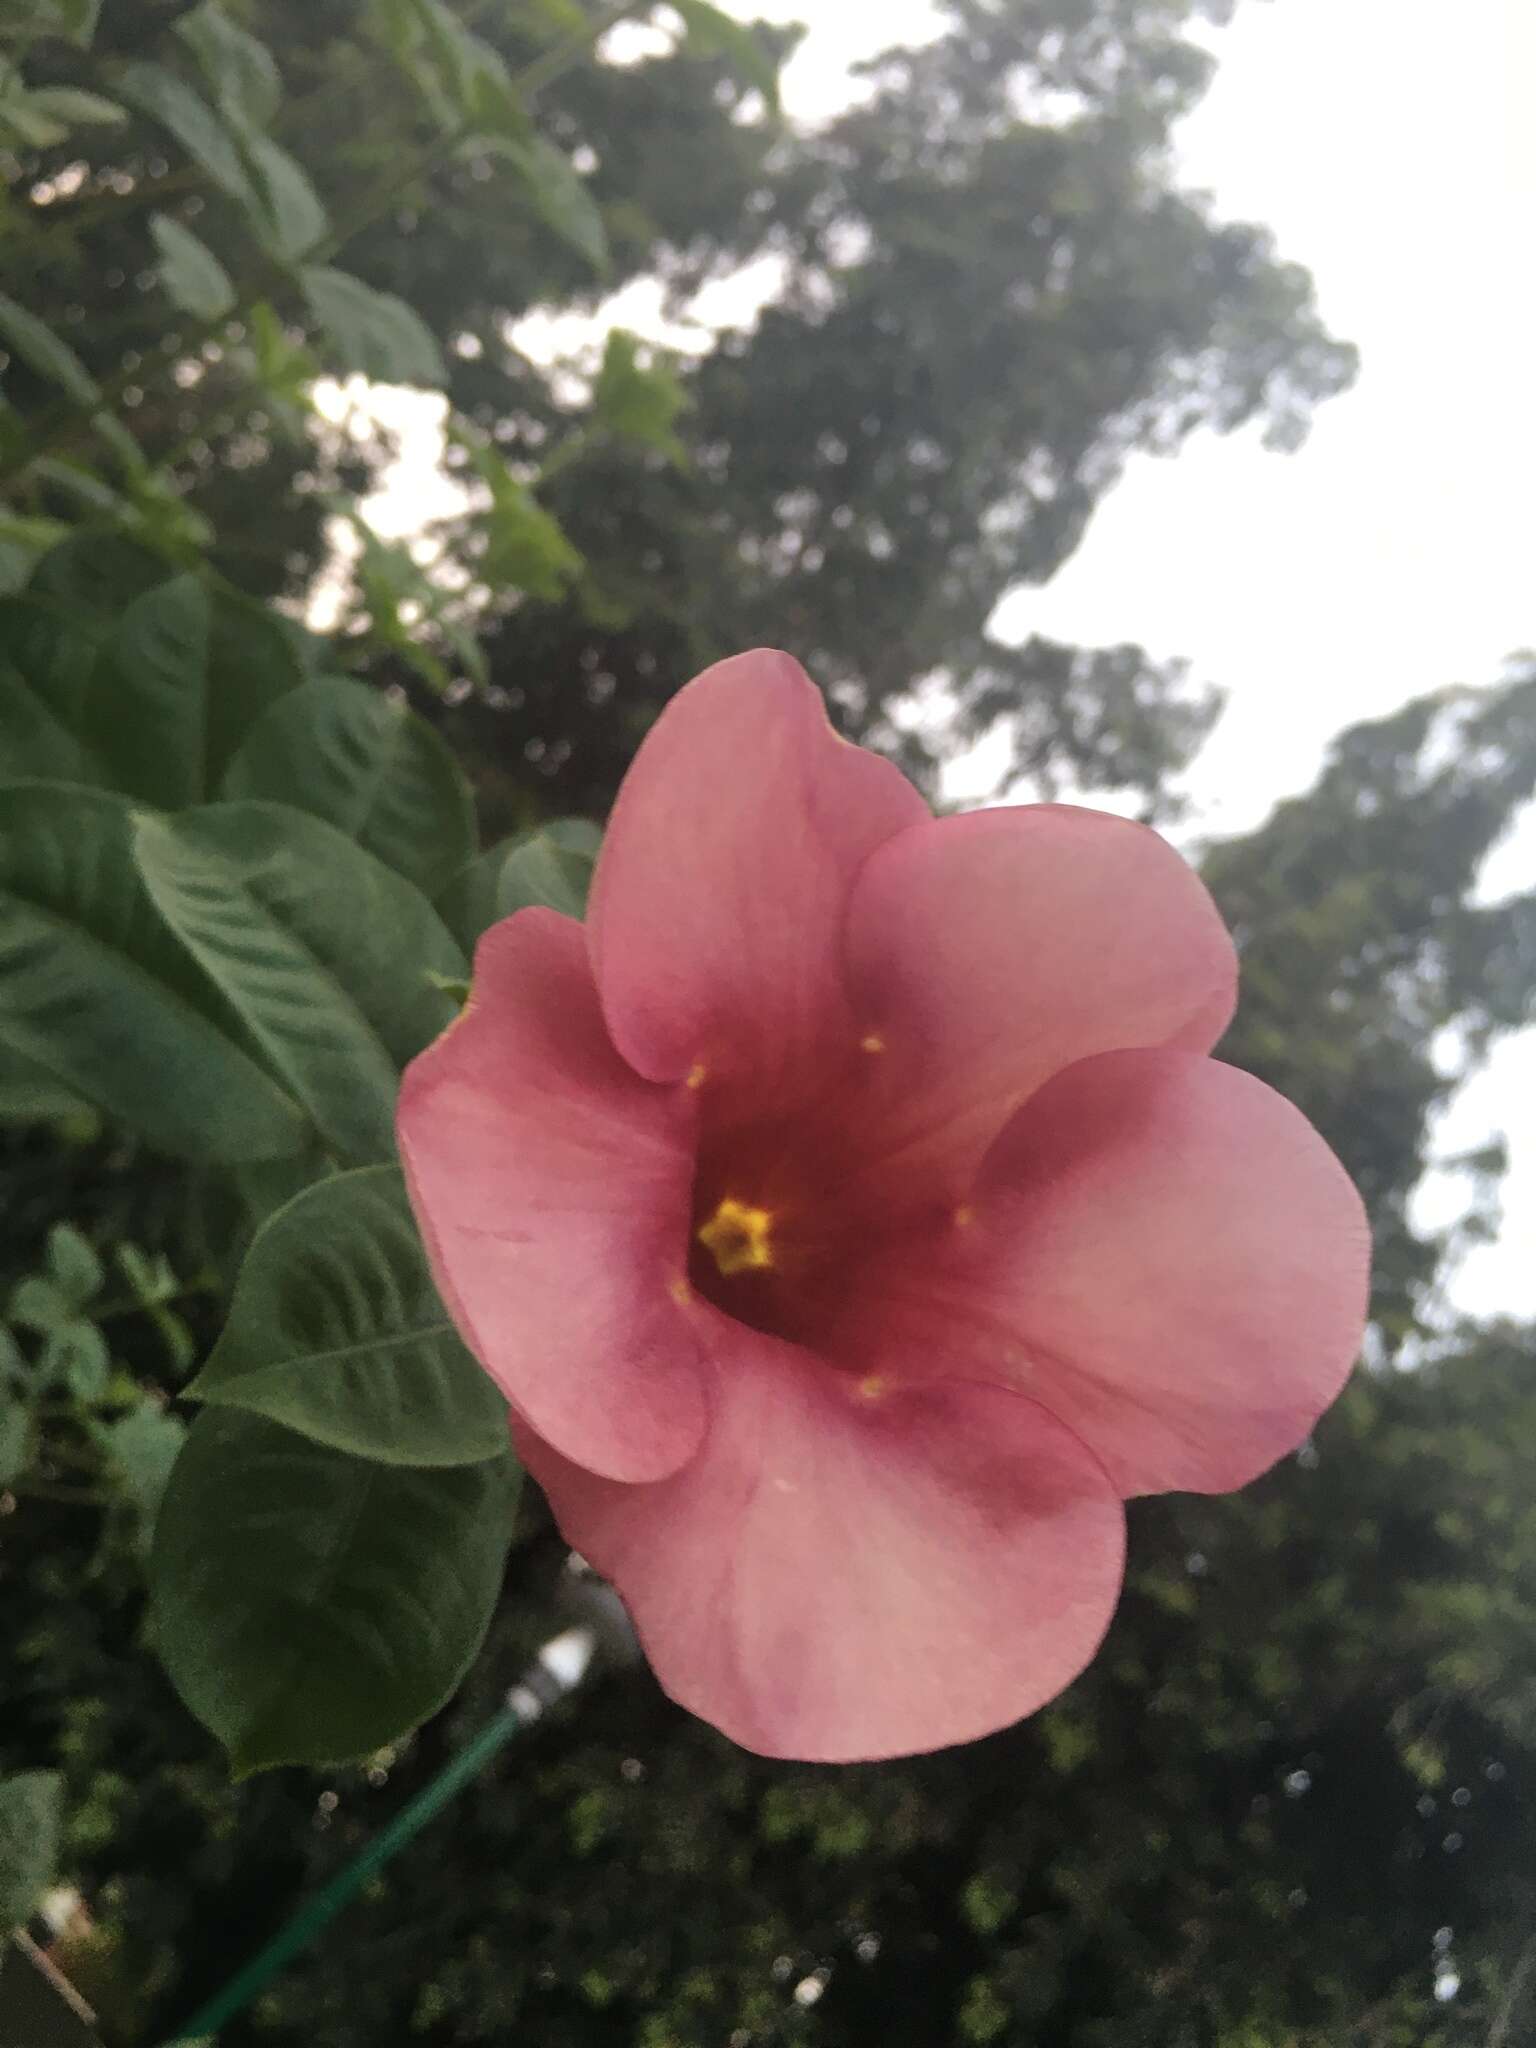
[150,215,237,321]
[591,328,688,464]
[133,802,462,1166]
[437,815,599,949]
[0,782,308,1164]
[300,268,448,390]
[149,1408,516,1773]
[223,675,476,897]
[189,1166,507,1467]
[0,1770,62,1929]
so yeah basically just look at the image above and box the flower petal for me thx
[586,649,928,1096]
[398,909,707,1483]
[841,806,1238,1195]
[519,1325,1124,1762]
[839,1050,1369,1497]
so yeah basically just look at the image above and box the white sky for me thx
[359,0,1534,1317]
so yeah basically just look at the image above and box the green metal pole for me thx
[160,1628,596,2044]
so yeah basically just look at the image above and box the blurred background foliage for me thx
[1,0,1533,2042]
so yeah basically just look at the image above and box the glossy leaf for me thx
[190,1164,508,1466]
[133,802,464,1165]
[301,266,447,389]
[151,213,236,319]
[0,782,307,1162]
[150,1409,516,1772]
[222,675,475,897]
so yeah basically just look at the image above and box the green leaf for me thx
[0,94,71,149]
[491,133,608,273]
[0,288,99,405]
[132,802,464,1166]
[0,1771,62,1931]
[190,1164,507,1466]
[592,329,688,463]
[97,1400,186,1543]
[150,1409,515,1771]
[9,1273,72,1331]
[151,213,236,320]
[0,1046,92,1122]
[0,1397,31,1486]
[451,428,581,598]
[45,1316,110,1399]
[47,1221,102,1304]
[205,584,312,770]
[114,60,256,207]
[346,517,486,688]
[84,572,211,808]
[382,0,527,138]
[500,815,601,916]
[0,0,101,47]
[24,527,168,610]
[436,816,599,949]
[230,117,327,260]
[26,83,126,124]
[176,0,281,128]
[222,676,476,898]
[0,594,106,782]
[0,781,308,1162]
[301,267,447,389]
[72,576,302,803]
[671,0,781,111]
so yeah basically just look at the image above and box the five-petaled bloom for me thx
[399,652,1370,1763]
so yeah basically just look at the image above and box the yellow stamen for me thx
[859,1374,888,1401]
[954,1204,975,1228]
[860,1032,885,1054]
[698,1196,775,1278]
[668,1276,692,1306]
[685,1061,708,1090]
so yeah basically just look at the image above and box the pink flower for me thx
[398,651,1369,1763]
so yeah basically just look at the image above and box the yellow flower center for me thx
[697,1196,776,1278]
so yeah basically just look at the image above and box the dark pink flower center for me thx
[685,1047,950,1353]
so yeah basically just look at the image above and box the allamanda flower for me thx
[399,651,1369,1762]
